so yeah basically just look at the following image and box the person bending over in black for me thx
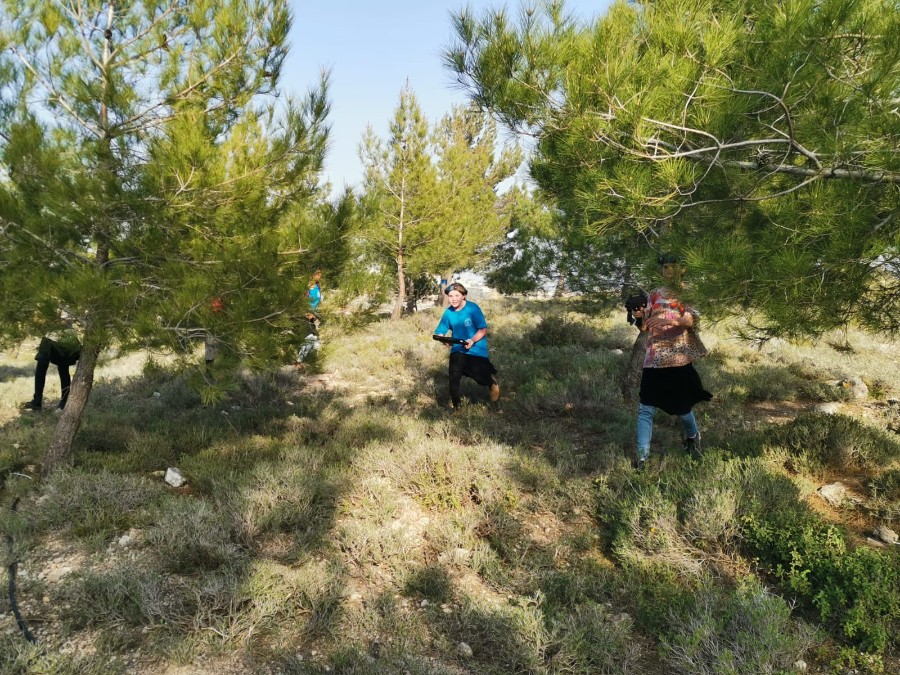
[22,329,81,412]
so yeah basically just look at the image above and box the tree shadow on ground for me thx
[373,298,874,673]
[0,363,35,383]
[0,356,402,666]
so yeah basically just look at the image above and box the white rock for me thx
[118,533,133,547]
[611,349,624,355]
[420,599,429,608]
[152,391,161,398]
[815,402,841,415]
[164,467,186,488]
[457,642,473,658]
[794,659,808,672]
[817,482,847,507]
[847,376,868,400]
[874,525,898,545]
[47,565,72,583]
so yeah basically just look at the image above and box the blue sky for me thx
[283,0,613,194]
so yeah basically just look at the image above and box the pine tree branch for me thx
[8,48,102,137]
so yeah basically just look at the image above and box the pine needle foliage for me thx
[0,1,331,472]
[446,0,900,337]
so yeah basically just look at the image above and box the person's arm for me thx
[464,327,488,351]
[464,305,489,350]
[435,313,453,348]
[643,307,695,331]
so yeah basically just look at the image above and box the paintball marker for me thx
[432,334,467,345]
[624,291,648,328]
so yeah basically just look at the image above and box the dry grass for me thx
[1,298,899,673]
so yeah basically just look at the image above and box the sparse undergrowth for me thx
[1,298,899,674]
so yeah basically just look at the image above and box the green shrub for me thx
[740,364,813,402]
[527,315,605,349]
[661,578,813,674]
[404,564,453,603]
[742,509,900,652]
[549,601,643,674]
[763,413,900,473]
[869,469,900,502]
[145,498,244,572]
[58,565,194,630]
[33,469,164,540]
[438,597,550,674]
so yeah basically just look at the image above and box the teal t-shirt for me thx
[434,301,489,358]
[307,283,322,310]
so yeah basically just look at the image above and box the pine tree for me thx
[422,106,521,296]
[446,0,900,338]
[358,91,520,317]
[0,1,330,474]
[358,85,438,320]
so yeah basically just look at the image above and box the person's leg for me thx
[679,411,702,456]
[448,352,465,408]
[58,364,72,410]
[489,373,500,402]
[24,355,51,409]
[636,403,656,461]
[678,411,699,439]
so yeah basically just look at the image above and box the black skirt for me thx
[639,363,712,415]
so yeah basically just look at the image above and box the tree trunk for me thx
[441,268,453,308]
[392,251,406,321]
[621,262,633,299]
[406,276,417,314]
[553,264,568,298]
[621,330,648,403]
[41,340,101,477]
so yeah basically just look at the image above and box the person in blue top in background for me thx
[295,269,323,369]
[434,282,500,409]
[307,269,323,314]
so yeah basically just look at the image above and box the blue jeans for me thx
[636,403,698,460]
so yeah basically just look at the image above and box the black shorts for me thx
[449,352,497,386]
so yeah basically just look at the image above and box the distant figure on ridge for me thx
[433,282,500,410]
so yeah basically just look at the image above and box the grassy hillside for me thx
[1,298,899,674]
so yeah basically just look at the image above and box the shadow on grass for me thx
[1,297,887,671]
[0,357,403,664]
[0,363,35,383]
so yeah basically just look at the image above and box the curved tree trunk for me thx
[41,340,101,477]
[621,330,648,403]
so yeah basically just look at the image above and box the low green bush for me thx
[145,498,244,573]
[869,468,900,502]
[32,469,164,540]
[761,412,900,475]
[661,577,813,674]
[549,600,643,674]
[743,508,900,652]
[527,315,606,350]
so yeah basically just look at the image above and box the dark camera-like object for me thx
[624,292,648,327]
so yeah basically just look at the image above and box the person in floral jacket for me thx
[631,254,712,469]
